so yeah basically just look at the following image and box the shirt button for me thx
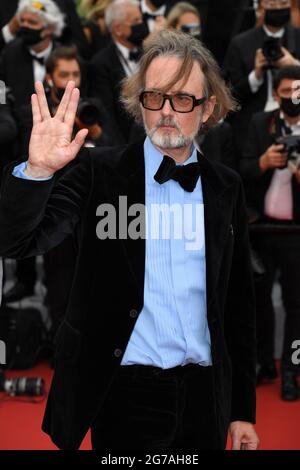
[114,349,123,358]
[186,358,194,364]
[129,309,138,318]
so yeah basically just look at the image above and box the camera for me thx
[276,134,300,170]
[262,37,284,64]
[0,370,45,397]
[77,100,101,126]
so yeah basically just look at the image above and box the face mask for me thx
[281,97,300,117]
[180,23,201,37]
[18,26,45,46]
[150,0,165,8]
[127,22,149,47]
[54,86,65,101]
[264,8,291,28]
[48,79,65,101]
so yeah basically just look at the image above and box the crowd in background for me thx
[0,0,300,402]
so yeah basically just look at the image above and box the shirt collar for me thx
[115,40,137,62]
[115,41,130,60]
[263,25,285,38]
[280,110,300,129]
[29,41,53,59]
[141,0,166,17]
[144,136,198,183]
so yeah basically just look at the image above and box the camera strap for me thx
[270,110,292,140]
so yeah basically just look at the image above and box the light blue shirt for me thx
[122,138,212,367]
[13,162,52,180]
[13,139,212,368]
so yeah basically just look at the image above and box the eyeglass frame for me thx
[139,91,207,113]
[262,0,291,8]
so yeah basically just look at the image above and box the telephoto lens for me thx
[2,376,45,396]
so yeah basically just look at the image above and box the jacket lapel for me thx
[102,141,146,301]
[199,155,236,310]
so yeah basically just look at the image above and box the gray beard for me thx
[144,116,201,149]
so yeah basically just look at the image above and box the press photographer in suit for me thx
[241,65,300,400]
[225,0,300,151]
[0,30,259,450]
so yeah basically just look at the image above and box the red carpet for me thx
[0,361,299,450]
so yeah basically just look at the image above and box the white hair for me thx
[105,0,139,32]
[17,0,65,37]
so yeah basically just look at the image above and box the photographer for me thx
[225,0,300,152]
[17,46,114,155]
[240,65,300,401]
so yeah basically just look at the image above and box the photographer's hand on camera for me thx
[255,48,268,80]
[259,144,288,172]
[25,81,88,179]
[274,47,299,68]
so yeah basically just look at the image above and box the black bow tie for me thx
[143,12,159,21]
[129,48,142,62]
[30,54,44,65]
[154,155,202,192]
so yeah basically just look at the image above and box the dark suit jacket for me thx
[89,42,136,145]
[224,25,300,151]
[240,110,300,222]
[203,0,251,66]
[200,122,237,170]
[0,141,256,449]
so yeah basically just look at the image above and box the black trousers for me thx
[253,230,300,372]
[91,363,221,451]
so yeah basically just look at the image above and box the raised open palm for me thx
[27,81,88,178]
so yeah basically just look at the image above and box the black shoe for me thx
[281,371,299,401]
[3,282,35,303]
[256,363,278,385]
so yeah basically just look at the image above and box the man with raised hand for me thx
[0,30,259,451]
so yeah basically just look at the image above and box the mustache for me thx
[155,117,181,131]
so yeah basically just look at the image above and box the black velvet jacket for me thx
[0,140,256,449]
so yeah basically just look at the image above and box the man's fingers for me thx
[232,435,242,450]
[64,88,80,127]
[55,81,75,121]
[35,81,51,120]
[68,128,88,158]
[31,94,42,125]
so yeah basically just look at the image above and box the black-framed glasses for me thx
[263,0,291,7]
[139,91,207,113]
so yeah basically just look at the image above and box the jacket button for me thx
[129,309,138,318]
[114,349,123,358]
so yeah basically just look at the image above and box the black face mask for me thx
[264,8,291,28]
[18,26,45,46]
[281,97,300,117]
[127,23,149,47]
[54,86,65,102]
[150,0,165,8]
